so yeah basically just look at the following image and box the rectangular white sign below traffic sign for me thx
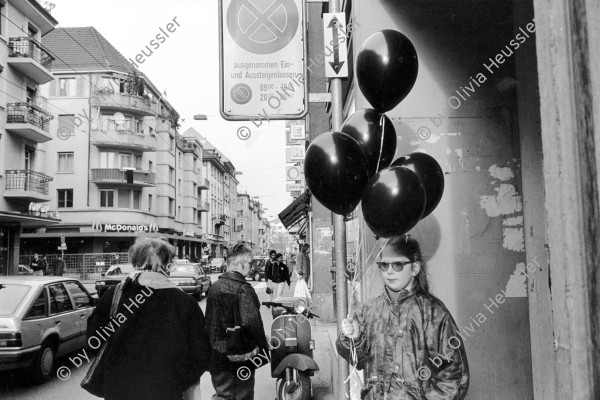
[286,183,303,192]
[219,0,308,121]
[286,146,305,163]
[323,13,348,78]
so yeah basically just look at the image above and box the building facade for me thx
[18,27,209,262]
[0,0,59,275]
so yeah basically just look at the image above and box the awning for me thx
[278,190,310,234]
[0,211,61,227]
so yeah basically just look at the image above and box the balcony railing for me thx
[8,37,54,69]
[90,168,155,186]
[4,170,53,196]
[91,91,157,116]
[7,102,52,132]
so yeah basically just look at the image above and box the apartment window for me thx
[57,189,73,208]
[169,167,175,185]
[100,190,115,207]
[178,179,182,193]
[178,206,181,219]
[193,157,197,170]
[178,152,182,168]
[99,151,116,168]
[133,190,141,210]
[169,198,175,216]
[58,78,76,96]
[118,189,130,208]
[0,4,4,36]
[58,115,75,136]
[148,194,153,212]
[148,161,153,172]
[134,119,142,133]
[193,208,197,223]
[24,149,33,170]
[57,152,74,173]
[134,155,142,170]
[148,126,154,136]
[119,153,132,169]
[169,136,175,152]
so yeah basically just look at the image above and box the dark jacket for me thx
[205,271,269,372]
[266,261,291,285]
[30,258,44,272]
[87,272,210,400]
[337,286,469,400]
[53,260,65,276]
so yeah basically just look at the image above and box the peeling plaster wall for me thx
[352,1,534,398]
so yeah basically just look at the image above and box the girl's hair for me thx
[128,236,175,272]
[387,235,429,293]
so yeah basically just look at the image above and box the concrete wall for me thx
[349,0,538,398]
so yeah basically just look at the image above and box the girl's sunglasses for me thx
[376,260,413,272]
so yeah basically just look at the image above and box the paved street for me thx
[0,273,335,400]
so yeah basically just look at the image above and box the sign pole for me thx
[328,0,350,398]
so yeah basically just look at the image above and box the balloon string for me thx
[375,114,385,173]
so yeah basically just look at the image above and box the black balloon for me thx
[341,109,397,176]
[356,30,418,113]
[304,132,370,215]
[391,152,444,218]
[361,166,426,237]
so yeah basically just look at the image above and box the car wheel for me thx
[32,340,56,384]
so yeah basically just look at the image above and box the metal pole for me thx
[329,0,349,397]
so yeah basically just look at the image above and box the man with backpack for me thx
[205,244,269,400]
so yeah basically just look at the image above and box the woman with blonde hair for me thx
[86,236,211,400]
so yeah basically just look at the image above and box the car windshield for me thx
[106,264,135,276]
[0,284,31,316]
[169,265,196,275]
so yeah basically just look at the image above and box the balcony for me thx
[207,233,224,242]
[7,37,54,84]
[3,170,53,202]
[91,91,157,116]
[213,215,225,226]
[90,129,157,152]
[197,200,209,212]
[90,168,155,187]
[6,103,53,143]
[198,178,209,190]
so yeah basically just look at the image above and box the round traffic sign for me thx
[231,83,253,104]
[226,0,300,55]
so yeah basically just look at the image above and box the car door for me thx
[63,281,95,349]
[198,266,210,293]
[20,286,52,351]
[47,283,79,356]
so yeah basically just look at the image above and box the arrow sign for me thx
[323,13,348,78]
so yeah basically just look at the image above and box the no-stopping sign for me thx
[219,0,307,121]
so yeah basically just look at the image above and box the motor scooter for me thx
[262,297,319,400]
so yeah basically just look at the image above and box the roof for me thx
[0,276,79,285]
[44,27,135,74]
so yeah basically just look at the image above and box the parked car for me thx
[95,263,136,298]
[0,276,95,383]
[250,256,269,281]
[17,265,34,275]
[167,263,211,300]
[208,257,227,273]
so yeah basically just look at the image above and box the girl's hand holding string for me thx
[342,318,361,340]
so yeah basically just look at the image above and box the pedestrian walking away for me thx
[85,236,211,400]
[337,235,469,400]
[205,243,270,400]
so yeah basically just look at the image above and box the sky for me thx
[49,0,291,220]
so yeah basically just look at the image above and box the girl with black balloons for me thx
[336,235,470,400]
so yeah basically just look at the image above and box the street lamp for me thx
[194,114,208,120]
